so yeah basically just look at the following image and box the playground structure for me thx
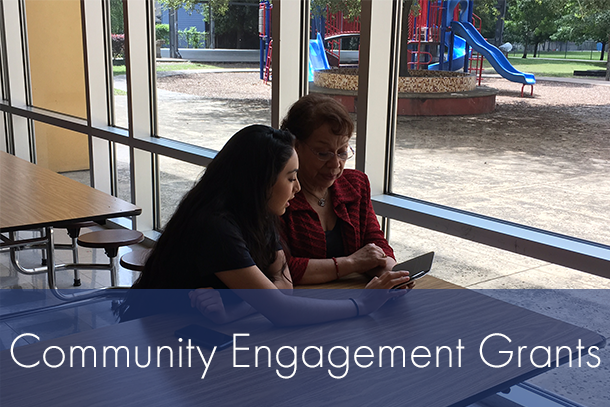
[407,0,535,96]
[258,0,272,83]
[260,0,537,113]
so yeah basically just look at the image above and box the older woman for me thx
[280,94,397,285]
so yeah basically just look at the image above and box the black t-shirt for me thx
[190,214,257,287]
[120,213,257,321]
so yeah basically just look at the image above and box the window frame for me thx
[0,0,608,277]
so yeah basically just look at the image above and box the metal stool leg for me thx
[66,227,82,286]
[104,247,120,287]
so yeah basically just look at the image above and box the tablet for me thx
[391,251,435,288]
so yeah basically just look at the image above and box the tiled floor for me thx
[0,226,143,351]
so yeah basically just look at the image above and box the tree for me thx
[552,0,610,80]
[554,0,610,62]
[213,1,259,49]
[587,11,610,61]
[156,0,229,50]
[157,0,229,17]
[493,0,508,46]
[472,0,500,42]
[110,0,124,34]
[504,0,560,58]
[312,0,361,20]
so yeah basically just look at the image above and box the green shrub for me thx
[111,34,125,58]
[179,26,207,49]
[156,24,170,45]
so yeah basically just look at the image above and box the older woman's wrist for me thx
[336,256,355,277]
[384,256,397,271]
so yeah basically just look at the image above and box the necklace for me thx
[303,187,329,207]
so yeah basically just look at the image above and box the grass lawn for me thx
[482,57,607,78]
[507,50,606,61]
[112,61,223,76]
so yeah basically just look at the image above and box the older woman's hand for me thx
[346,243,389,274]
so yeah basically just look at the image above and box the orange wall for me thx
[26,0,89,172]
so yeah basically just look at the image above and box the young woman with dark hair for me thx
[120,125,410,326]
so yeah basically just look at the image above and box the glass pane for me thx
[0,114,6,153]
[59,168,91,186]
[390,3,610,246]
[155,1,270,150]
[33,121,89,174]
[0,41,6,101]
[387,219,610,406]
[308,9,360,169]
[25,0,86,118]
[114,142,131,203]
[158,155,204,229]
[110,0,128,129]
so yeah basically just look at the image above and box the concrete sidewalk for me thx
[482,72,610,86]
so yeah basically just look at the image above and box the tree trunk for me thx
[399,0,414,77]
[494,0,507,46]
[169,8,179,58]
[522,42,528,58]
[600,41,606,62]
[533,42,538,58]
[607,34,610,81]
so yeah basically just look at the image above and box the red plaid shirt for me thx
[280,169,395,284]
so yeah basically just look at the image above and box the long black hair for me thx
[132,125,295,289]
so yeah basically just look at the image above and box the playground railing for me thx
[328,38,340,65]
[471,13,482,32]
[407,50,433,70]
[325,10,360,38]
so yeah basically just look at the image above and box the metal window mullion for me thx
[82,0,113,193]
[372,194,610,279]
[271,0,308,128]
[124,0,154,232]
[16,0,35,162]
[299,0,310,98]
[1,101,217,166]
[0,2,12,153]
[356,0,401,196]
[2,0,30,160]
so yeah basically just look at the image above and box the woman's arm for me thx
[216,263,410,326]
[268,250,293,290]
[191,250,293,323]
[292,244,390,285]
[189,288,257,324]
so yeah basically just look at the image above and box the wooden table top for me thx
[298,273,461,289]
[0,152,141,232]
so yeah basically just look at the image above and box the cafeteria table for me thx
[0,151,141,303]
[0,278,605,407]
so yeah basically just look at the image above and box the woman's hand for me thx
[354,270,411,316]
[346,243,390,275]
[189,288,229,324]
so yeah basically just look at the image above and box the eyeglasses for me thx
[303,143,355,162]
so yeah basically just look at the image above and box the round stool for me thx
[120,248,151,272]
[78,229,144,286]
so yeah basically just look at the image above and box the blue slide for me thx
[451,21,536,85]
[429,32,468,71]
[308,32,330,82]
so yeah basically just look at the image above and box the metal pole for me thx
[169,8,179,58]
